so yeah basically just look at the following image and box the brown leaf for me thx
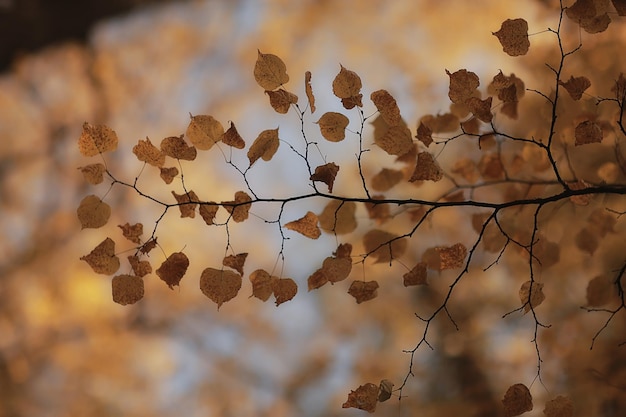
[222,121,246,149]
[80,237,120,275]
[574,120,603,145]
[318,200,357,235]
[128,255,151,277]
[310,162,340,193]
[613,0,626,15]
[249,269,275,301]
[272,277,297,306]
[478,153,505,179]
[575,227,598,255]
[333,65,362,109]
[78,163,106,184]
[519,280,545,314]
[305,71,316,113]
[566,0,611,33]
[466,96,493,123]
[172,190,200,218]
[159,167,178,184]
[316,112,349,142]
[118,222,143,244]
[437,243,468,270]
[611,72,626,100]
[78,122,118,156]
[133,137,165,167]
[568,180,593,206]
[342,383,378,413]
[139,238,158,255]
[199,202,219,225]
[77,195,111,229]
[200,268,242,309]
[307,268,328,291]
[416,121,433,147]
[493,18,530,56]
[451,157,479,183]
[222,191,252,222]
[365,195,390,224]
[160,135,197,161]
[559,75,591,100]
[586,275,614,307]
[223,253,248,275]
[447,69,480,104]
[376,125,414,156]
[543,395,574,417]
[409,152,443,182]
[348,280,379,304]
[254,50,289,91]
[371,89,401,126]
[156,252,189,289]
[370,168,404,191]
[186,114,224,150]
[363,229,407,264]
[502,383,533,417]
[403,262,428,286]
[378,379,394,402]
[587,208,616,237]
[266,89,298,114]
[284,211,321,239]
[420,113,460,133]
[112,275,144,306]
[323,256,352,283]
[248,128,279,166]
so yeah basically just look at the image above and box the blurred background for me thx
[1,0,625,416]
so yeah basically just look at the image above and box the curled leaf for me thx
[371,89,401,126]
[223,252,248,275]
[416,121,433,147]
[305,70,316,113]
[378,379,394,402]
[310,162,340,193]
[199,202,219,225]
[266,89,298,114]
[248,128,279,166]
[128,255,151,277]
[222,121,246,149]
[249,269,275,301]
[332,65,363,109]
[342,383,379,413]
[502,383,533,417]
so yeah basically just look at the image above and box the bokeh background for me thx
[1,1,626,416]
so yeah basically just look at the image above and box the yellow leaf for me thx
[310,162,340,193]
[112,274,144,305]
[222,191,252,222]
[316,112,349,142]
[493,18,530,56]
[342,383,378,412]
[254,50,289,91]
[133,137,165,167]
[318,200,357,235]
[78,163,106,184]
[284,211,321,239]
[156,252,189,289]
[200,267,242,309]
[305,71,316,113]
[185,114,224,151]
[266,88,298,114]
[247,128,279,166]
[77,194,111,229]
[222,121,246,149]
[78,122,118,157]
[370,89,401,126]
[347,280,379,304]
[160,135,197,161]
[118,222,143,244]
[519,280,545,314]
[80,237,120,275]
[502,383,533,417]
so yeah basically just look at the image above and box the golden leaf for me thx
[305,70,316,113]
[185,114,224,150]
[254,50,289,91]
[284,211,321,239]
[493,18,530,56]
[80,237,120,275]
[318,200,357,235]
[223,253,248,275]
[112,275,144,306]
[266,88,298,114]
[77,195,111,229]
[200,267,242,309]
[247,128,279,166]
[347,280,379,304]
[574,120,603,145]
[222,191,252,222]
[310,162,340,193]
[316,112,349,142]
[156,252,189,289]
[370,89,401,126]
[519,280,545,314]
[133,137,165,167]
[403,262,428,286]
[222,121,246,149]
[78,122,118,157]
[160,135,197,161]
[78,163,106,184]
[342,383,379,413]
[118,222,143,244]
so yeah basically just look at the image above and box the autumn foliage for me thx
[78,1,626,414]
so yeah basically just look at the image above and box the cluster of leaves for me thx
[78,0,626,413]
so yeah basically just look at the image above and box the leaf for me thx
[78,163,106,184]
[112,275,144,306]
[272,278,297,306]
[375,125,414,156]
[378,379,394,402]
[575,227,598,255]
[364,195,390,224]
[160,135,197,161]
[118,222,143,244]
[586,275,614,307]
[332,65,363,109]
[77,195,111,229]
[223,253,248,275]
[133,137,165,167]
[318,200,357,234]
[502,383,533,417]
[566,0,611,33]
[451,157,479,183]
[611,72,626,100]
[568,180,593,206]
[348,280,379,304]
[559,75,591,100]
[416,121,433,147]
[222,121,246,149]
[156,252,189,289]
[307,244,353,290]
[446,69,480,104]
[249,269,275,301]
[420,113,460,133]
[247,128,279,166]
[159,167,178,184]
[543,395,573,417]
[613,0,626,15]
[266,89,298,114]
[519,281,545,314]
[493,18,530,56]
[310,162,340,192]
[200,267,242,309]
[316,112,349,142]
[587,208,616,237]
[199,202,219,225]
[363,229,407,264]
[254,50,289,91]
[128,255,151,277]
[478,153,505,179]
[80,237,120,275]
[305,70,316,113]
[222,191,253,222]
[78,122,118,157]
[409,152,443,182]
[139,238,158,255]
[284,211,321,239]
[371,89,401,126]
[403,262,428,286]
[172,190,200,218]
[574,120,603,145]
[342,382,378,413]
[437,243,468,270]
[466,96,493,123]
[185,114,224,150]
[370,168,404,191]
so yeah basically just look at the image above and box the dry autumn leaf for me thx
[172,190,199,218]
[310,162,340,193]
[272,277,297,306]
[160,135,197,161]
[586,275,614,306]
[559,75,591,100]
[200,267,242,309]
[575,227,598,255]
[305,70,316,113]
[420,113,460,133]
[118,222,143,244]
[519,280,545,313]
[159,167,178,184]
[375,125,414,156]
[77,195,111,229]
[266,89,298,114]
[80,237,120,275]
[493,18,530,56]
[447,69,480,104]
[128,255,152,277]
[112,274,144,305]
[416,121,433,147]
[284,211,321,239]
[222,191,252,222]
[371,89,401,126]
[363,229,407,264]
[543,395,574,417]
[478,153,505,180]
[370,168,404,191]
[318,200,357,234]
[364,195,390,224]
[466,96,493,123]
[409,152,443,182]
[378,379,394,402]
[348,280,379,304]
[249,269,275,301]
[223,252,248,275]
[78,122,118,156]
[574,120,603,145]
[565,0,611,33]
[342,382,379,413]
[248,128,279,166]
[156,252,189,289]
[185,114,224,150]
[133,137,165,167]
[451,157,480,183]
[502,383,533,417]
[199,202,219,225]
[222,121,246,149]
[403,262,428,286]
[139,238,158,255]
[254,50,289,91]
[316,112,349,142]
[78,163,106,184]
[332,65,363,109]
